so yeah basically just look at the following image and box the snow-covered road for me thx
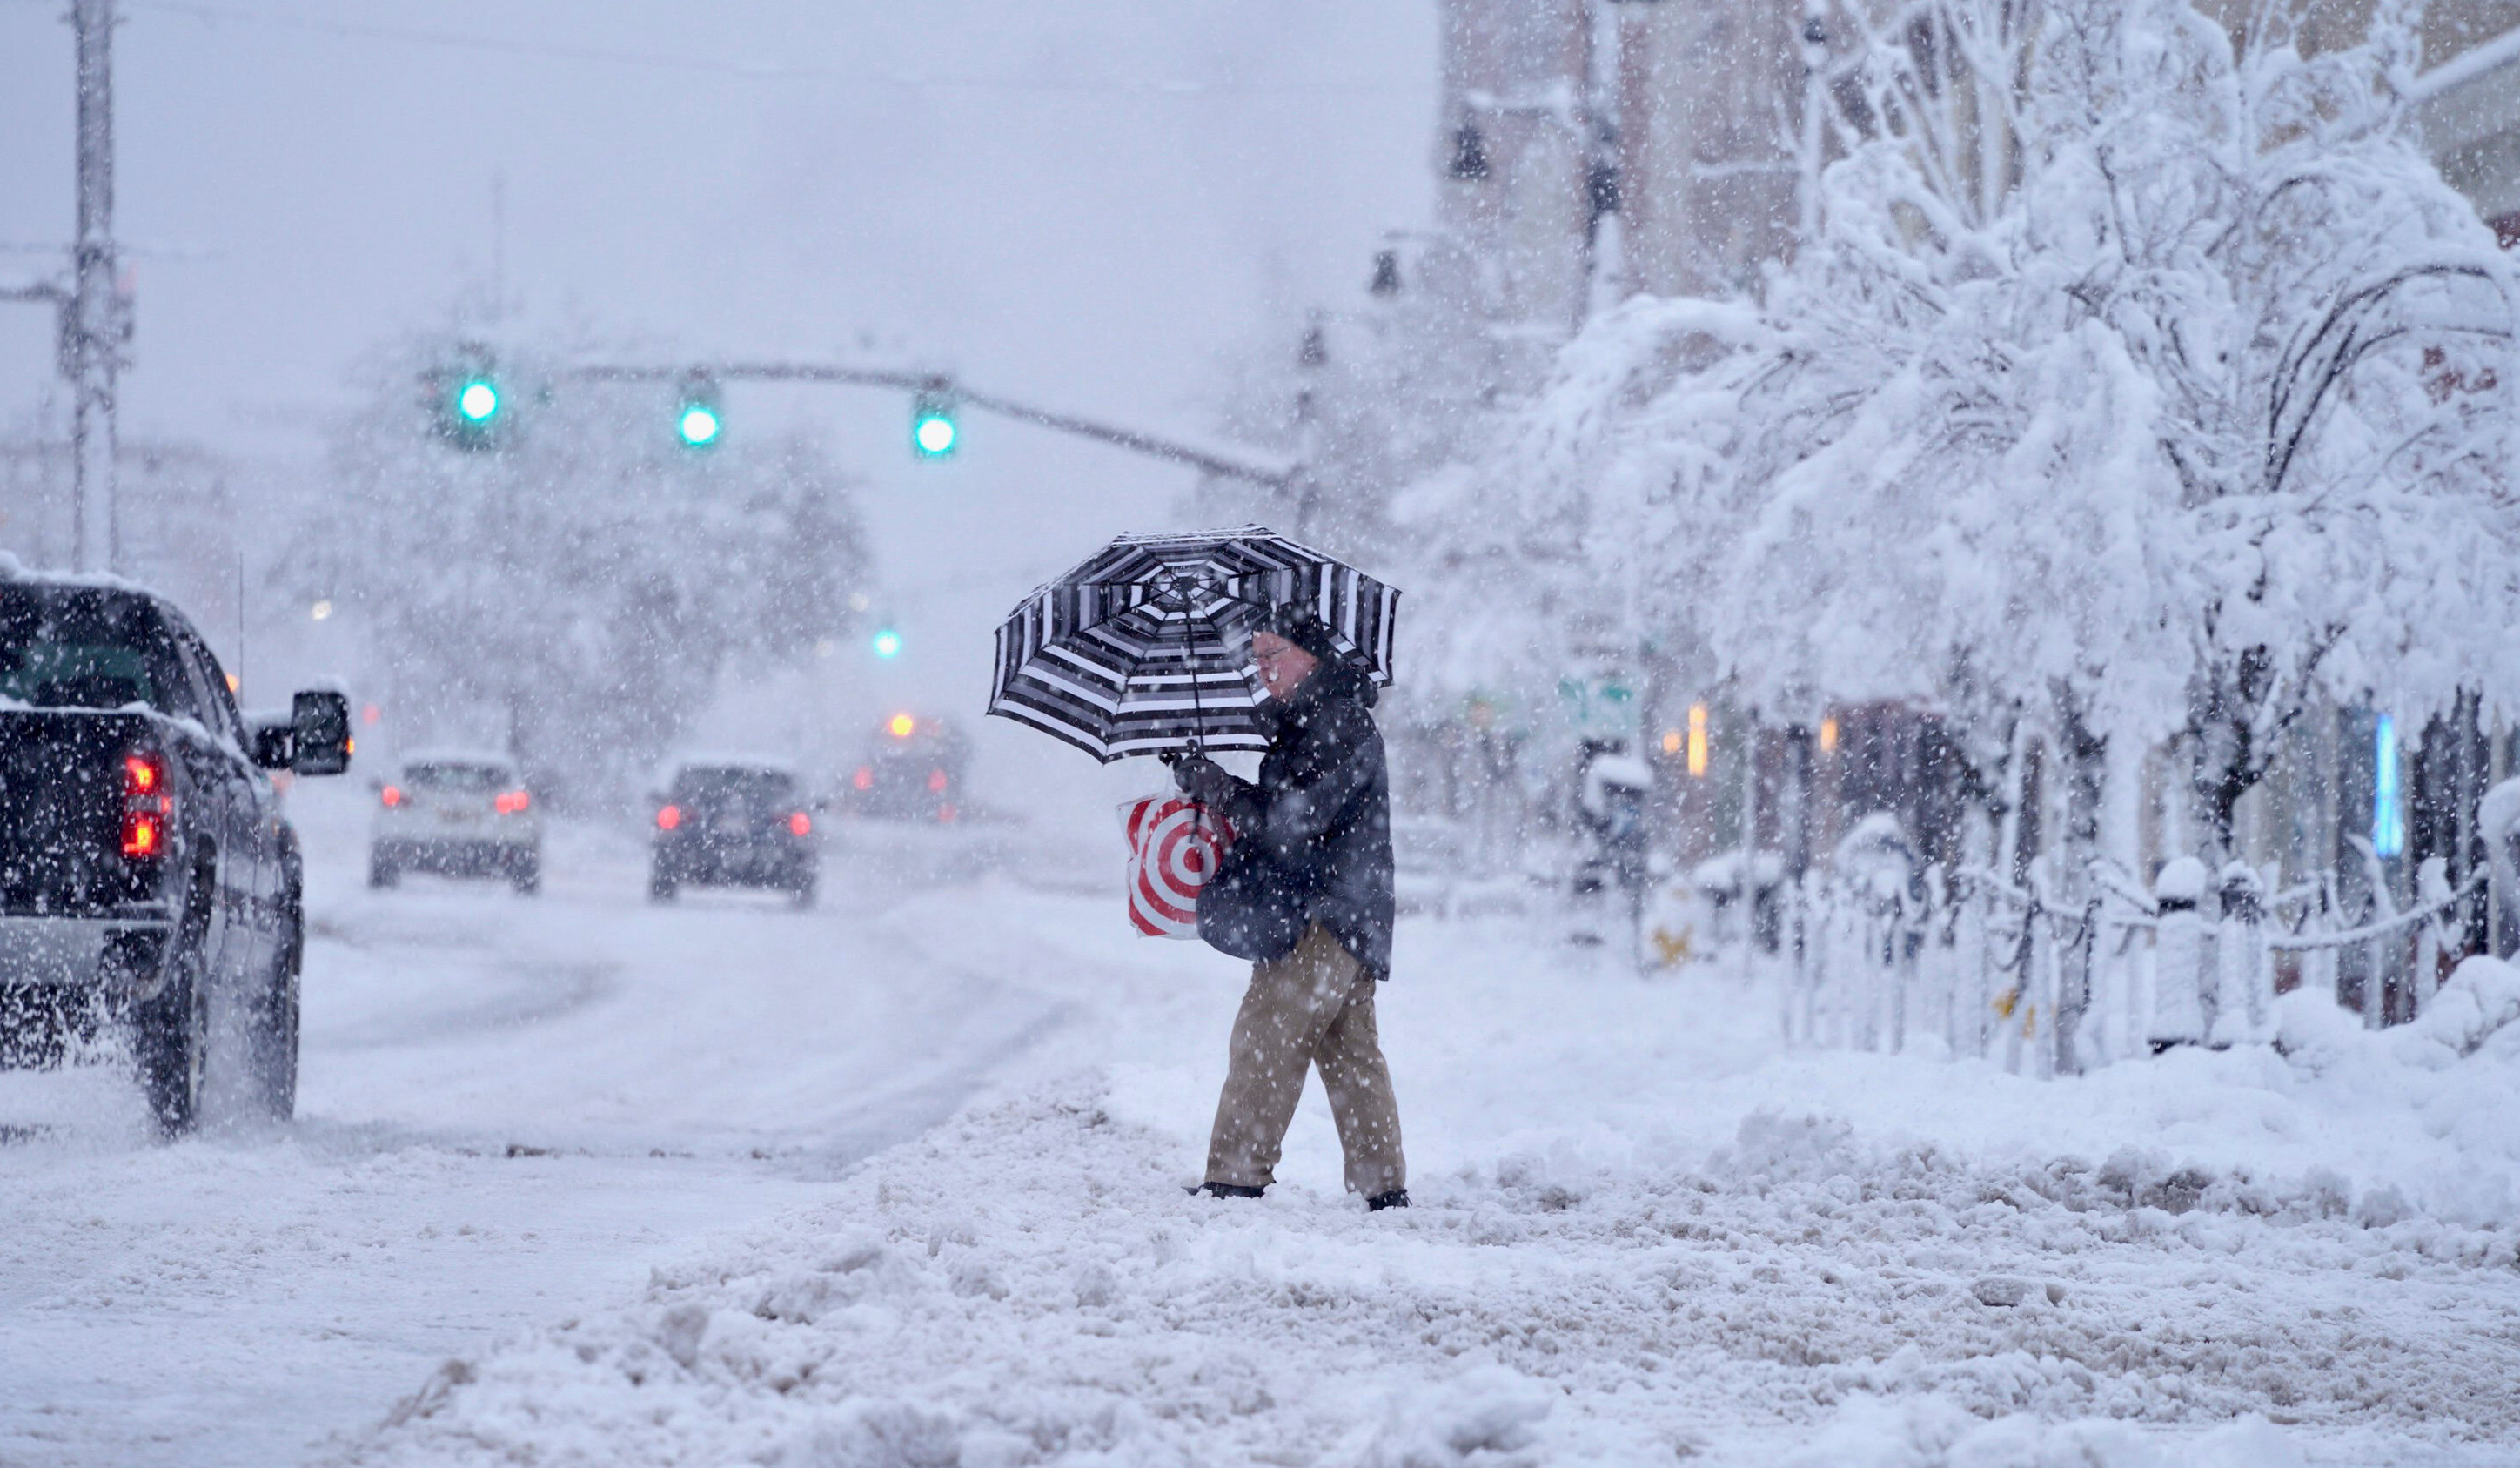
[9,780,2520,1466]
[0,785,1067,1468]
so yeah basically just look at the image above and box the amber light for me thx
[656,805,682,831]
[380,785,403,808]
[888,713,915,738]
[1686,704,1710,779]
[788,811,812,836]
[122,811,162,858]
[494,790,532,815]
[1820,716,1840,754]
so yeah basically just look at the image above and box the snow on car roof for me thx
[399,747,518,773]
[0,554,171,599]
[664,751,798,777]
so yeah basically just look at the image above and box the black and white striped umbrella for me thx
[986,526,1400,762]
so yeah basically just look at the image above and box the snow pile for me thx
[2260,955,2520,1223]
[350,1074,2520,1466]
[1778,1397,2302,1468]
[322,886,2520,1465]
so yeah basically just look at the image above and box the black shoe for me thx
[1366,1189,1410,1211]
[1190,1181,1264,1199]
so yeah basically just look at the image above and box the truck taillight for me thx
[495,790,531,814]
[788,811,811,836]
[656,805,682,830]
[122,751,171,860]
[381,785,403,808]
[125,754,163,796]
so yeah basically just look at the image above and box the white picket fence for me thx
[1770,824,2483,1076]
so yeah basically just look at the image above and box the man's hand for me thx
[1172,754,1235,808]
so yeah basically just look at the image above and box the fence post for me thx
[2415,855,2452,1017]
[2210,862,2269,1045]
[2148,857,2209,1051]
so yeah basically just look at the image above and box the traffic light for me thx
[457,378,500,425]
[871,626,902,659]
[911,378,957,459]
[675,374,722,449]
[431,344,508,451]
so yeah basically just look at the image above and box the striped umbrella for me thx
[986,526,1400,762]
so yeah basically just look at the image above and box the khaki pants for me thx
[1205,922,1405,1197]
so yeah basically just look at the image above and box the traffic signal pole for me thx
[565,360,1295,488]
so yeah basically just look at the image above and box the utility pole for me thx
[69,0,127,573]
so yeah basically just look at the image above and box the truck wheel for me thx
[134,902,211,1137]
[648,864,677,902]
[512,850,541,896]
[368,850,399,889]
[788,874,817,910]
[249,904,302,1122]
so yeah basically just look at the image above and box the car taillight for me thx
[927,768,948,793]
[122,751,171,860]
[656,805,681,831]
[788,811,811,836]
[937,803,958,823]
[380,784,403,808]
[494,790,531,814]
[852,766,873,791]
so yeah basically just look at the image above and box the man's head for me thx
[1250,630,1317,700]
[1249,604,1350,700]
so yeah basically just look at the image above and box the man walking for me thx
[1171,603,1405,1210]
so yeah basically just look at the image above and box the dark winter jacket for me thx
[1176,660,1395,979]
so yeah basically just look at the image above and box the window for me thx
[0,587,198,720]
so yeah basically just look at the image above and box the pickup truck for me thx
[0,571,351,1135]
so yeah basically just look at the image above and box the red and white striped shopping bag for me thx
[1119,794,1236,938]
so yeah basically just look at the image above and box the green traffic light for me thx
[872,627,902,659]
[913,411,956,458]
[677,403,722,447]
[456,379,500,423]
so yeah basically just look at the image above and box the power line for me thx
[123,0,1404,98]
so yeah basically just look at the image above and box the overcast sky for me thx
[0,1,1437,808]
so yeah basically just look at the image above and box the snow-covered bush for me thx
[280,330,869,808]
[1404,0,2520,854]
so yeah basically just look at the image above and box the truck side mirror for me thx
[247,713,294,770]
[292,689,353,776]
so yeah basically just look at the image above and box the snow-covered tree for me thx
[280,330,870,808]
[1405,0,2520,862]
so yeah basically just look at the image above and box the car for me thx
[649,761,817,906]
[0,568,352,1135]
[842,713,970,821]
[368,752,540,894]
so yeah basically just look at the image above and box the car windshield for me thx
[0,586,194,716]
[674,768,794,810]
[405,762,508,792]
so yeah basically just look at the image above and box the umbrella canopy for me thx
[987,526,1400,762]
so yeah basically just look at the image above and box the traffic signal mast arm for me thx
[564,361,1295,488]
